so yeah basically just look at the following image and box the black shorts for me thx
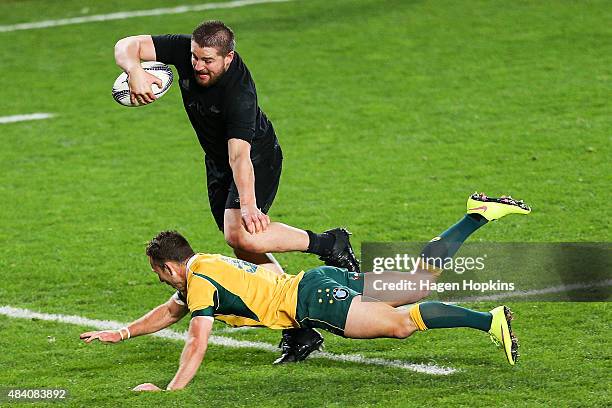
[205,145,282,231]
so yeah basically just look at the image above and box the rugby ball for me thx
[112,61,173,107]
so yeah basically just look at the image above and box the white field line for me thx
[0,0,294,33]
[452,279,612,303]
[215,326,256,333]
[0,113,54,124]
[0,305,456,376]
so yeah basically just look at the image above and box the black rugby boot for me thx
[273,328,324,364]
[319,228,360,272]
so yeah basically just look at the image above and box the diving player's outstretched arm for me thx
[133,315,214,392]
[79,294,188,343]
[166,316,213,390]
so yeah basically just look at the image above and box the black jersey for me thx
[152,34,279,164]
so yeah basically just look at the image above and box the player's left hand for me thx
[79,330,122,344]
[132,383,162,392]
[240,204,270,234]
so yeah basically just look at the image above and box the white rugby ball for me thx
[112,61,173,107]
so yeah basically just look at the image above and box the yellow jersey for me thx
[184,253,304,329]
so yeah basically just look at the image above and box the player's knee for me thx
[415,289,431,302]
[391,316,416,339]
[224,227,241,249]
[224,228,261,253]
[237,239,262,254]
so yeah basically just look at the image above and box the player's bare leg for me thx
[224,209,360,271]
[343,296,519,364]
[224,209,310,253]
[343,296,418,339]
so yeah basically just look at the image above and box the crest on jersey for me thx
[332,287,349,301]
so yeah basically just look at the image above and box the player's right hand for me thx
[127,67,163,105]
[79,330,122,344]
[240,204,270,234]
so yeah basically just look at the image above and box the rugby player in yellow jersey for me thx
[80,193,530,391]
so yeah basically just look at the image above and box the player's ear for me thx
[165,261,181,276]
[224,50,234,65]
[163,262,174,275]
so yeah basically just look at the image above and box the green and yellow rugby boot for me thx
[488,306,519,365]
[467,192,531,221]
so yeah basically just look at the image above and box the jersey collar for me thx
[186,253,198,271]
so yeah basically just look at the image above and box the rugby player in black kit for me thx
[114,20,360,363]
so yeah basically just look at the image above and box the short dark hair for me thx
[192,20,235,56]
[146,230,195,267]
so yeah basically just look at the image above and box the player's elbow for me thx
[114,37,130,54]
[167,305,185,323]
[227,139,251,169]
[185,337,208,360]
[228,150,246,170]
[186,336,206,349]
[114,36,140,62]
[114,38,130,64]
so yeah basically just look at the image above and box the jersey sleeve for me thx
[151,34,191,68]
[172,290,187,306]
[224,87,257,143]
[187,275,217,318]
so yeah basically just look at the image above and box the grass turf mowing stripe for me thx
[0,305,456,376]
[452,279,612,303]
[0,0,295,33]
[0,113,54,124]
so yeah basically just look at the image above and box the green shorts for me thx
[296,266,365,336]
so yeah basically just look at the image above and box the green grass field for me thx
[0,0,610,406]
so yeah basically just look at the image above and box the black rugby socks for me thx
[304,230,335,256]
